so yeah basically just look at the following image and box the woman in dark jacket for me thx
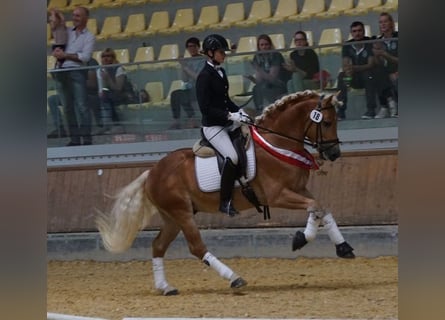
[196,34,244,217]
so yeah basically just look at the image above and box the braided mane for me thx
[255,90,321,125]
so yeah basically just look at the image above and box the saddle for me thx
[193,124,267,217]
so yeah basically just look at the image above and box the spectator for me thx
[139,89,150,103]
[48,8,68,68]
[337,21,377,120]
[52,6,95,146]
[47,94,67,138]
[373,12,399,118]
[47,57,102,139]
[283,31,320,93]
[96,48,132,133]
[169,37,205,129]
[245,34,288,112]
[196,34,242,217]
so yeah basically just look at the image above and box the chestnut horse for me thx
[96,90,354,295]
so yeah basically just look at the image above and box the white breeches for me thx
[203,125,239,165]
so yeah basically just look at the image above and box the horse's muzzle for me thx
[321,144,341,161]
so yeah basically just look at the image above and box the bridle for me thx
[244,95,341,156]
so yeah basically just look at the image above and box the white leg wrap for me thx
[303,211,322,242]
[202,252,235,280]
[152,257,169,290]
[322,213,345,245]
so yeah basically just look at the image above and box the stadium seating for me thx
[264,0,298,24]
[67,0,91,11]
[186,5,219,32]
[111,13,145,39]
[88,0,124,9]
[227,75,246,99]
[288,0,325,21]
[139,11,169,36]
[96,16,122,40]
[154,44,180,69]
[316,0,354,18]
[160,8,194,35]
[346,0,382,15]
[87,18,98,35]
[144,81,164,107]
[372,0,398,12]
[47,0,68,10]
[159,80,183,107]
[213,2,245,30]
[318,28,342,55]
[270,33,286,50]
[227,36,257,63]
[235,0,271,28]
[131,46,156,70]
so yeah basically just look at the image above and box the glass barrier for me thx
[47,38,398,151]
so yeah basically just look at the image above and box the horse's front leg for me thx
[269,188,354,258]
[179,216,248,290]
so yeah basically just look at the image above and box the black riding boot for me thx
[219,158,239,217]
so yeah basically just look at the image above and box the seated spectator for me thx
[283,31,320,93]
[373,12,399,118]
[169,37,205,129]
[97,48,133,132]
[245,34,289,112]
[337,21,378,120]
[139,89,150,103]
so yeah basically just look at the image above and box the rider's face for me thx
[213,49,226,64]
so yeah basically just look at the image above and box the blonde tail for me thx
[96,170,157,253]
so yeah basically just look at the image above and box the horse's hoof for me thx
[292,231,308,251]
[336,241,355,259]
[230,277,247,289]
[163,285,179,296]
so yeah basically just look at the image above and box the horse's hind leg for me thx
[151,214,181,295]
[179,217,247,289]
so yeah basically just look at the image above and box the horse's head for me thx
[255,90,342,162]
[303,92,342,161]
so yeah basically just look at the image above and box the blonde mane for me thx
[255,90,320,124]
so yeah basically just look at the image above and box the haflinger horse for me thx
[96,90,354,296]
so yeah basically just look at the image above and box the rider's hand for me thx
[228,112,243,124]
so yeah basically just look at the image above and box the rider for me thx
[196,34,244,217]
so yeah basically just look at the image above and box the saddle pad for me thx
[195,141,256,192]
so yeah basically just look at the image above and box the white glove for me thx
[228,112,243,124]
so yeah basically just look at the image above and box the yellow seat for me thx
[47,55,57,74]
[185,5,219,32]
[111,13,146,39]
[371,0,398,12]
[125,0,148,6]
[132,46,156,70]
[67,0,91,10]
[235,0,271,28]
[86,18,98,35]
[47,23,52,44]
[264,0,298,24]
[92,50,102,64]
[144,82,164,107]
[228,36,257,63]
[47,0,68,9]
[270,33,285,50]
[115,48,130,64]
[288,0,325,21]
[316,0,354,18]
[346,0,382,15]
[89,0,124,9]
[318,28,343,55]
[213,2,245,30]
[159,8,194,35]
[154,44,180,69]
[227,75,245,99]
[139,11,169,36]
[394,21,398,31]
[288,30,313,48]
[96,16,122,40]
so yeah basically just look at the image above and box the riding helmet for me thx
[202,34,230,54]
